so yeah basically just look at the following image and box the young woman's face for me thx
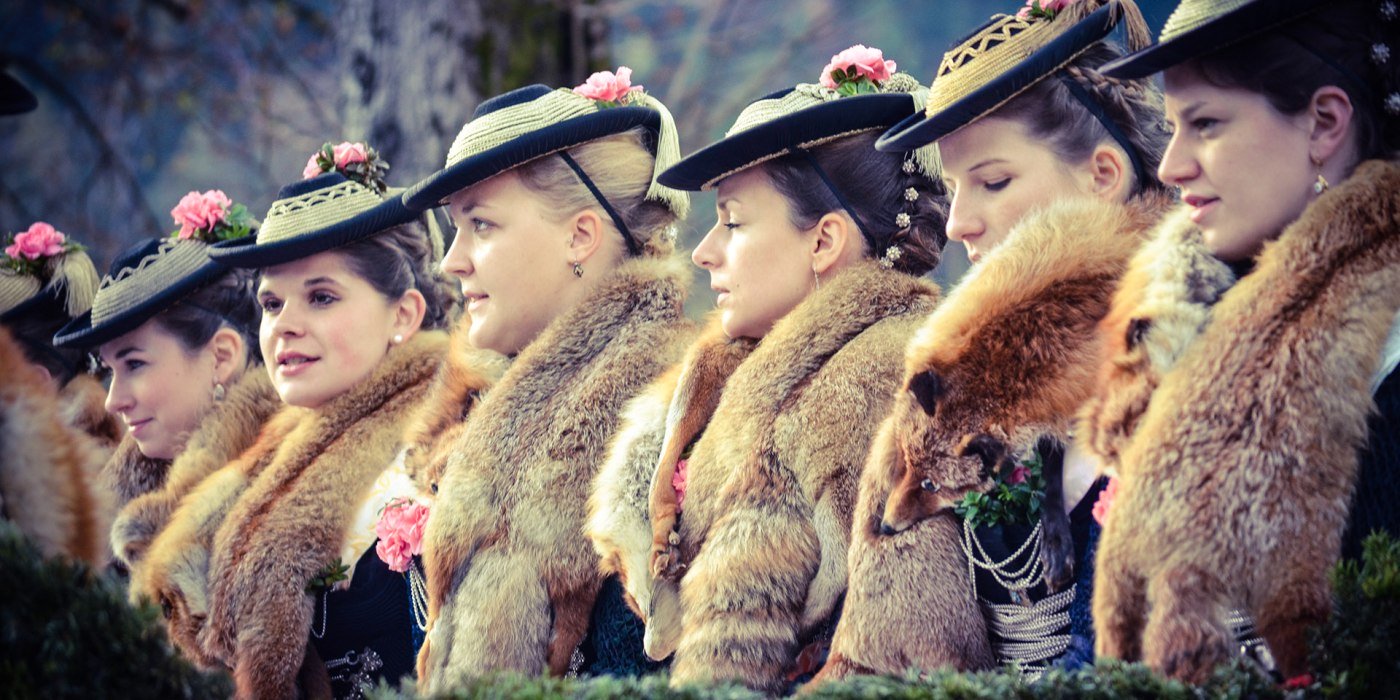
[101,321,221,460]
[1160,66,1316,262]
[939,117,1094,264]
[692,167,818,340]
[258,251,407,408]
[442,170,578,356]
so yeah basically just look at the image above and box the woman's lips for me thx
[467,295,489,314]
[1184,195,1219,225]
[128,418,153,437]
[277,356,318,378]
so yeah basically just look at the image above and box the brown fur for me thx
[109,368,280,572]
[814,193,1169,685]
[634,263,940,693]
[399,327,504,495]
[1093,161,1400,683]
[0,327,112,567]
[416,256,696,693]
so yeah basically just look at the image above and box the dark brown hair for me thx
[992,42,1172,197]
[1184,0,1400,162]
[153,268,262,365]
[337,220,458,331]
[760,131,948,277]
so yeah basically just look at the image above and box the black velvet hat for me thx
[402,83,689,219]
[1101,0,1329,79]
[209,172,418,268]
[878,1,1140,152]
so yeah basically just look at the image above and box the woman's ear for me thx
[208,327,245,384]
[391,289,428,342]
[567,209,608,266]
[1087,143,1130,201]
[1306,85,1355,166]
[810,211,857,276]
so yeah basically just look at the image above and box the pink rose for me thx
[375,536,412,574]
[5,221,67,260]
[574,66,642,103]
[1018,0,1076,19]
[1008,463,1031,486]
[332,141,369,168]
[375,497,430,571]
[672,458,688,511]
[170,190,232,240]
[303,153,324,179]
[1092,476,1119,527]
[820,44,897,89]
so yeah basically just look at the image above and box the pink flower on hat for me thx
[5,221,67,261]
[170,190,232,240]
[302,152,324,179]
[332,141,369,169]
[1008,463,1031,486]
[1092,476,1119,527]
[574,66,643,104]
[820,44,897,90]
[1018,0,1077,20]
[374,497,429,573]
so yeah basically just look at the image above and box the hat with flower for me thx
[53,191,255,348]
[0,222,99,328]
[877,0,1152,151]
[402,68,688,254]
[658,45,936,191]
[209,141,417,268]
[1100,0,1330,79]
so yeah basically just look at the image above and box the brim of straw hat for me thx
[658,91,918,192]
[1,285,66,327]
[53,257,227,349]
[208,194,418,268]
[0,71,37,116]
[402,106,661,211]
[877,3,1120,152]
[1100,0,1327,79]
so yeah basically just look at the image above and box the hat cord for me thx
[557,152,643,257]
[792,147,879,253]
[1058,75,1150,189]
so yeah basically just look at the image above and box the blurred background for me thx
[0,0,1178,305]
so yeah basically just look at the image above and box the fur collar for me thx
[109,368,280,570]
[400,328,505,495]
[59,374,123,450]
[199,331,447,697]
[419,254,694,687]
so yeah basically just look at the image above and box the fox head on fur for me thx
[877,370,1019,535]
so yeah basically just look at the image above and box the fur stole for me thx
[109,368,280,572]
[417,255,695,692]
[816,192,1170,684]
[400,327,505,495]
[0,327,112,567]
[1093,160,1400,681]
[614,262,940,692]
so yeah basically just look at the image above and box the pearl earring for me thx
[392,334,404,345]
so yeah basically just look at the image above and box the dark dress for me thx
[309,543,419,699]
[1343,366,1400,561]
[574,574,668,678]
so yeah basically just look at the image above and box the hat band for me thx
[93,241,208,325]
[1059,76,1149,190]
[557,152,642,257]
[793,147,878,252]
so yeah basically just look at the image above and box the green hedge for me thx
[0,522,231,699]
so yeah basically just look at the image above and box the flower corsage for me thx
[169,189,256,243]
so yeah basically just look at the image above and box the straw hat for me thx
[1102,0,1328,79]
[209,171,418,268]
[1,223,98,329]
[878,0,1148,151]
[658,70,935,191]
[402,81,688,222]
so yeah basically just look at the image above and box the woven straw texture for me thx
[257,180,385,245]
[92,240,208,325]
[0,270,41,315]
[1159,0,1255,41]
[927,12,1081,118]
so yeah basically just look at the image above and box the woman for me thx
[814,0,1173,682]
[1086,0,1400,683]
[135,148,459,698]
[402,71,697,692]
[52,191,273,574]
[0,222,112,566]
[586,47,946,693]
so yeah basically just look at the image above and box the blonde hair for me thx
[514,127,679,258]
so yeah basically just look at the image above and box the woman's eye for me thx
[724,222,741,230]
[259,298,282,313]
[472,218,492,233]
[310,291,337,306]
[984,178,1010,192]
[124,359,146,372]
[1192,117,1219,134]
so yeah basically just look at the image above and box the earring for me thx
[392,333,404,345]
[811,266,821,292]
[572,261,584,278]
[1311,155,1330,195]
[213,382,226,403]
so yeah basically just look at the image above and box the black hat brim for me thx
[52,259,228,348]
[877,4,1120,152]
[658,92,917,191]
[0,71,37,116]
[1101,0,1327,79]
[403,106,661,211]
[207,195,419,268]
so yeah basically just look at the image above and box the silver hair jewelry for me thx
[1382,0,1397,21]
[879,245,904,269]
[1374,43,1392,65]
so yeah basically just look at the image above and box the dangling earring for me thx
[811,266,821,292]
[572,261,584,278]
[1311,155,1330,195]
[213,382,226,403]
